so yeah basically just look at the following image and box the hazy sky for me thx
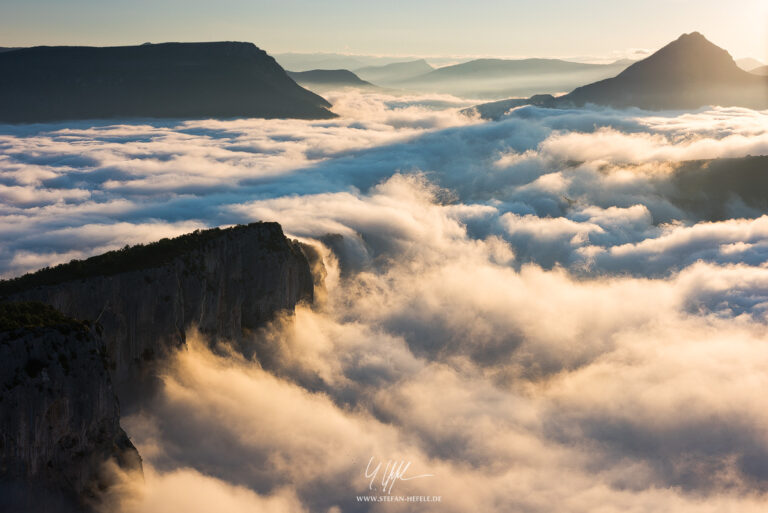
[0,0,766,61]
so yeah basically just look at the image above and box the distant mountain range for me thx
[273,53,460,72]
[274,52,408,72]
[736,57,765,72]
[0,42,336,123]
[751,66,768,76]
[392,58,634,99]
[354,59,435,84]
[281,54,638,100]
[288,69,375,91]
[469,32,768,118]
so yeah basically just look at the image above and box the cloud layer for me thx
[2,90,768,512]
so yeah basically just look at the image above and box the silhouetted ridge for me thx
[0,222,287,296]
[0,42,336,122]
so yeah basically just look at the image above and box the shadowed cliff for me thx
[0,302,141,513]
[0,222,315,409]
[0,42,336,123]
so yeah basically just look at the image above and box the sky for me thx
[0,0,766,62]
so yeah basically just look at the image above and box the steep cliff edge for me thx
[0,302,141,513]
[0,222,315,408]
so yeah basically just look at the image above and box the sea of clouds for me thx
[2,90,768,512]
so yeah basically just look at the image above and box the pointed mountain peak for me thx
[665,32,730,57]
[559,31,767,110]
[677,31,707,42]
[617,31,742,82]
[660,31,731,57]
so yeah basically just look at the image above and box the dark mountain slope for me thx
[0,42,336,123]
[559,32,768,109]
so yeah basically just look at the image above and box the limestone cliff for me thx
[0,302,141,513]
[0,222,315,408]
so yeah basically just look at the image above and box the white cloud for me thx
[3,93,768,512]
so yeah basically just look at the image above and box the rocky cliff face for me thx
[1,222,315,409]
[0,303,141,513]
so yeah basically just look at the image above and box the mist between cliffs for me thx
[2,89,768,512]
[105,177,768,513]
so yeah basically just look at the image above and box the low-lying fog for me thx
[2,91,768,512]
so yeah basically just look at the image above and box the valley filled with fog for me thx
[2,91,768,512]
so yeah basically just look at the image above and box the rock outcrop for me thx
[0,222,315,408]
[0,302,141,513]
